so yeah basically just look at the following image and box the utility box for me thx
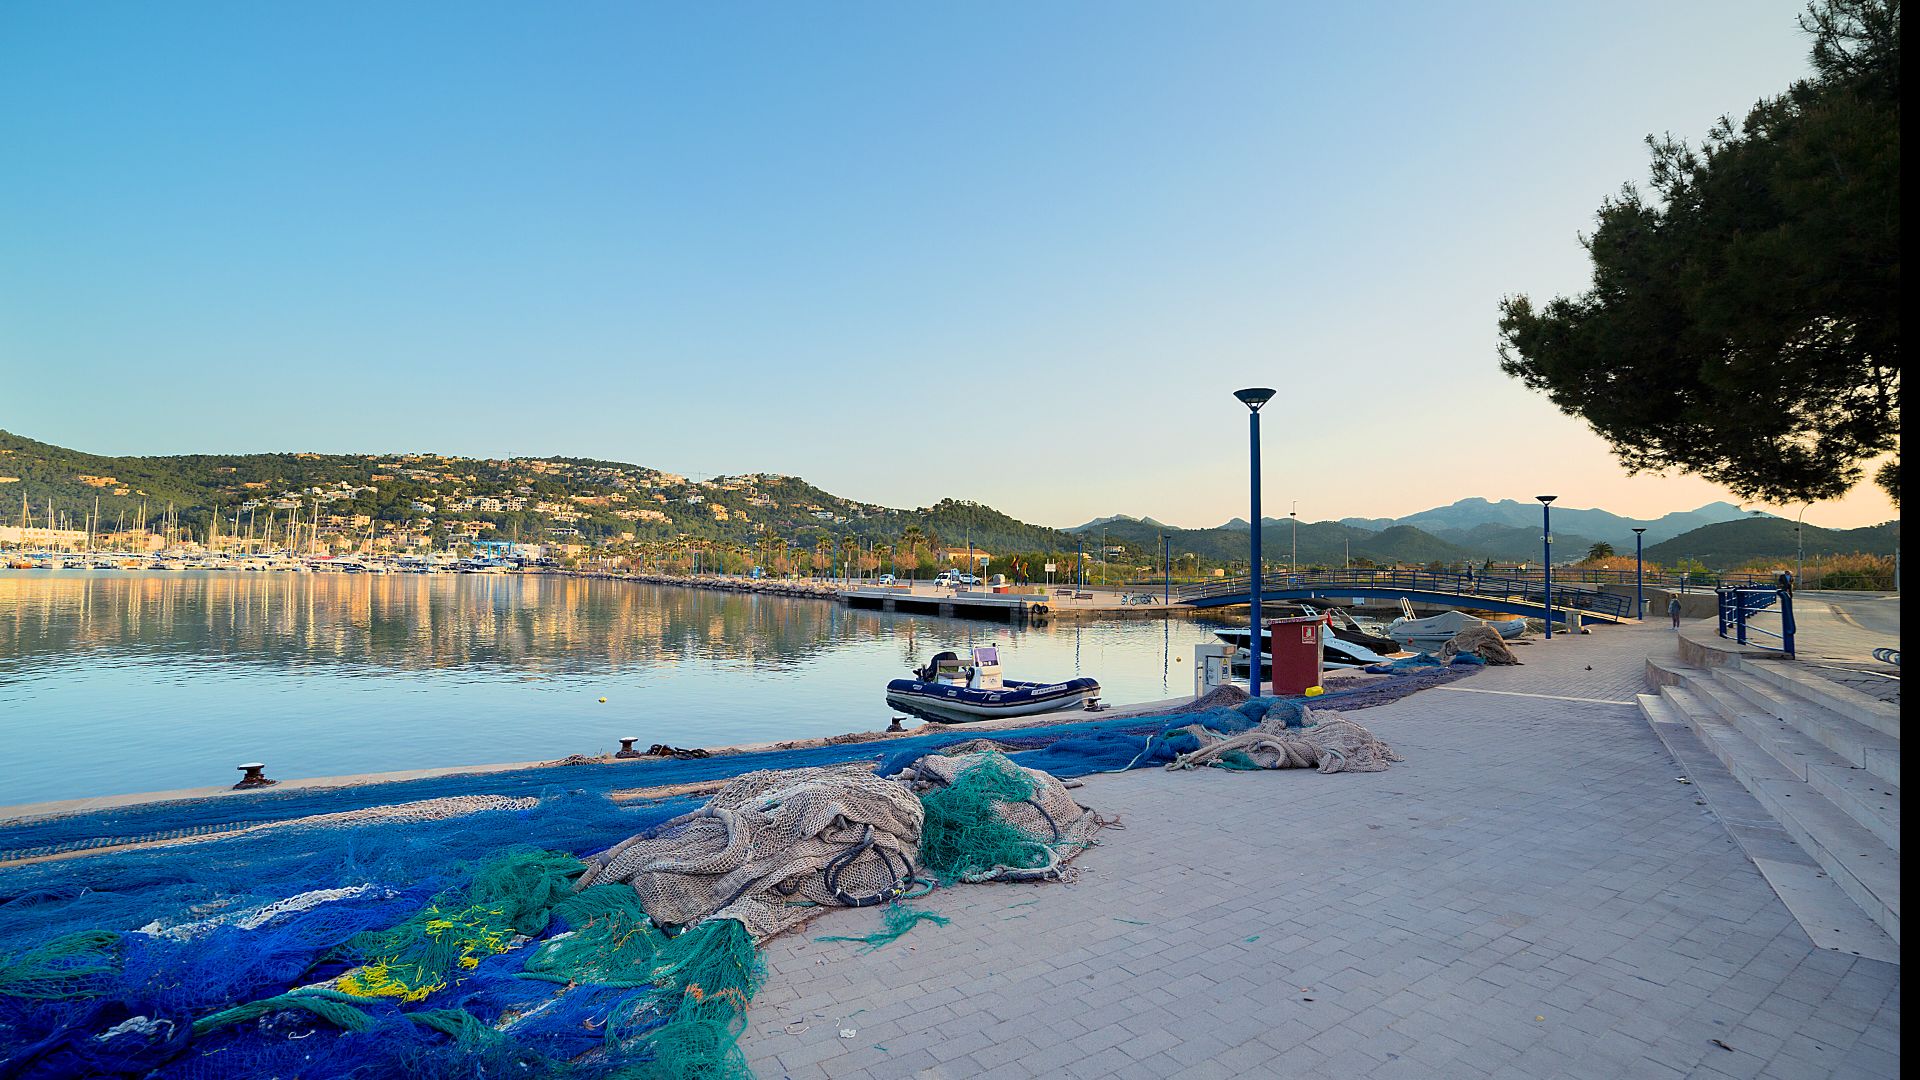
[1194,643,1232,696]
[1266,615,1324,696]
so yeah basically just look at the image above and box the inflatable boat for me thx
[886,647,1100,723]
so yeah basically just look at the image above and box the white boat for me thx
[1214,626,1400,670]
[1212,604,1404,670]
[1387,610,1525,652]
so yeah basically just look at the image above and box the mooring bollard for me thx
[233,762,276,789]
[887,716,906,732]
[615,737,642,758]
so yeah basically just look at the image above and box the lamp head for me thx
[1631,527,1646,534]
[1535,495,1558,505]
[1234,387,1276,412]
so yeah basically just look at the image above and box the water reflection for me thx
[0,573,904,678]
[0,572,1225,805]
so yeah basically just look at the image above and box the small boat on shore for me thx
[1214,625,1400,670]
[1213,604,1404,670]
[1387,609,1525,651]
[887,646,1100,723]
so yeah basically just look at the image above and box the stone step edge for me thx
[1706,672,1903,850]
[1635,693,1898,962]
[1805,762,1902,855]
[1739,658,1900,740]
[1714,667,1900,785]
[1756,777,1901,945]
[1657,684,1900,944]
[1685,677,1852,784]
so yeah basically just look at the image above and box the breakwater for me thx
[593,572,848,600]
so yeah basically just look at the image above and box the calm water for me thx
[0,572,1227,806]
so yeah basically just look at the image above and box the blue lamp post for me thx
[1236,388,1275,695]
[1631,527,1647,619]
[1537,495,1558,638]
[1163,534,1171,607]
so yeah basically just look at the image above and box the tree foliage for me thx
[1498,0,1900,504]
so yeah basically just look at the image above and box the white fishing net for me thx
[574,763,925,941]
[1166,710,1403,774]
[1439,623,1521,665]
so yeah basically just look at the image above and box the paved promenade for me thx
[740,622,1900,1079]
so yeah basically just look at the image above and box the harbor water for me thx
[0,571,1228,806]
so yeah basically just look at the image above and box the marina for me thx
[0,2,1900,1075]
[0,569,1228,806]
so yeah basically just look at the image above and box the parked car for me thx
[875,573,896,586]
[933,570,959,587]
[957,572,978,586]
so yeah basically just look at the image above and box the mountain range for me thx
[1067,499,1777,565]
[0,429,1896,569]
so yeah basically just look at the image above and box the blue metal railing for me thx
[1173,568,1635,620]
[1718,586,1795,657]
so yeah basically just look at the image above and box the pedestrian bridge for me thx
[1172,569,1638,625]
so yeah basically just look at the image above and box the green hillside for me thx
[22,427,1859,574]
[1645,519,1899,567]
[1052,515,1470,568]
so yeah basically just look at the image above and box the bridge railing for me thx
[1718,586,1795,657]
[1174,567,1765,593]
[1174,568,1634,620]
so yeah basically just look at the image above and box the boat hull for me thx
[885,677,1100,723]
[1213,628,1400,669]
[1388,610,1525,651]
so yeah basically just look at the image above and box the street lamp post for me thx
[1537,495,1558,639]
[1289,501,1298,576]
[1163,534,1171,607]
[1236,388,1275,696]
[1794,502,1810,589]
[1631,527,1647,619]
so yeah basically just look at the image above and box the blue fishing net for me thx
[0,664,1454,1078]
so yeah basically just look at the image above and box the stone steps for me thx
[1637,691,1896,962]
[1741,658,1901,740]
[1640,657,1900,952]
[1715,668,1900,785]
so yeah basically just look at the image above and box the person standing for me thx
[1777,568,1795,596]
[1668,595,1683,629]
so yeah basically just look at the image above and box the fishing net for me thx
[0,659,1457,1078]
[1364,652,1443,673]
[1165,710,1403,774]
[574,763,925,941]
[816,903,950,954]
[1439,623,1521,665]
[893,752,1101,884]
[0,791,745,1080]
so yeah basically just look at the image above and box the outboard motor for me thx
[914,650,961,682]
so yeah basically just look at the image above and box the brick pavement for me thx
[740,622,1899,1079]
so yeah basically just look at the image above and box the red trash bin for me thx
[1266,615,1324,696]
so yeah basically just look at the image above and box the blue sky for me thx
[0,1,1894,529]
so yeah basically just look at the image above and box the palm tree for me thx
[1586,541,1616,562]
[899,525,923,580]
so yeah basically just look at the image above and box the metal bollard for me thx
[615,737,642,759]
[233,762,276,789]
[886,717,906,732]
